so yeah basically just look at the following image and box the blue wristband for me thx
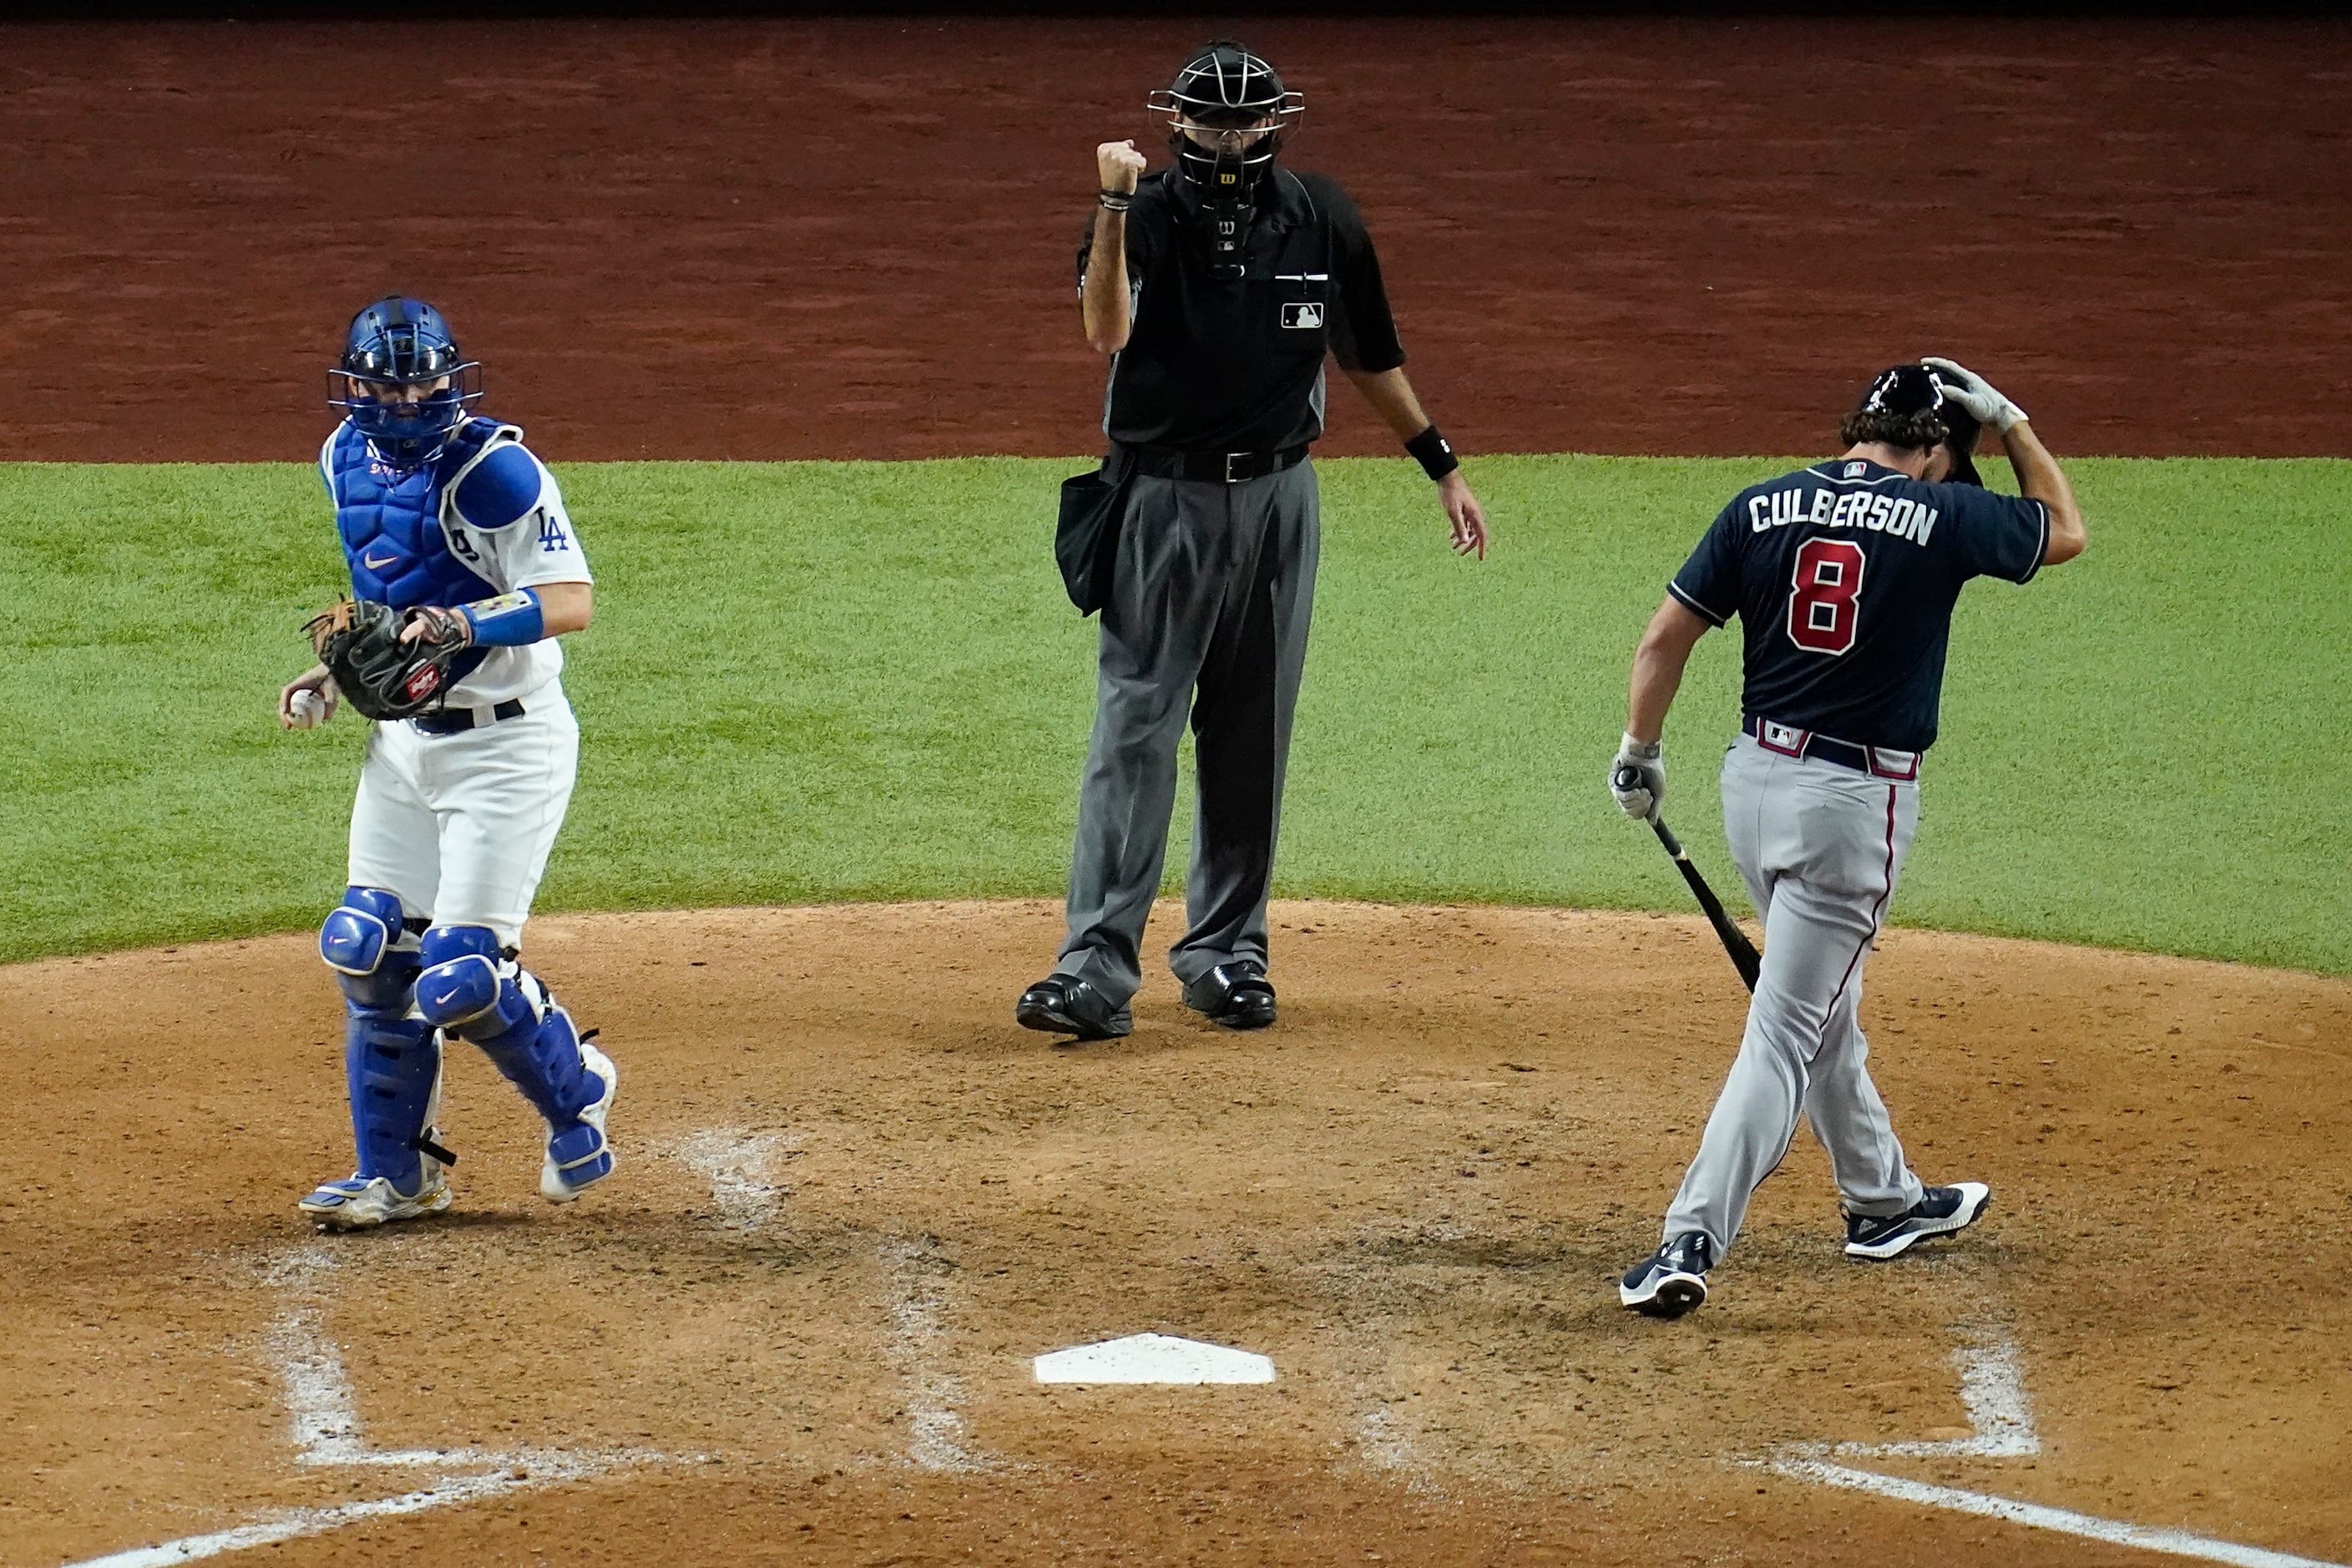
[459,589,545,647]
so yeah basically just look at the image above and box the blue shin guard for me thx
[308,888,450,1219]
[415,925,615,1199]
[341,1009,445,1195]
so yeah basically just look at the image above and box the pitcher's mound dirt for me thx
[7,900,2349,1565]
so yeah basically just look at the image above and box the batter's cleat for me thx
[1014,974,1133,1041]
[1181,959,1277,1030]
[541,1039,618,1204]
[1620,1232,1714,1318]
[1844,1181,1991,1260]
[299,1170,452,1232]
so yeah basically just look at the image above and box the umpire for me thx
[1017,38,1488,1043]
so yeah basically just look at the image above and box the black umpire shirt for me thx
[1080,166,1407,454]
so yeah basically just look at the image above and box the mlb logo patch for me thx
[1281,303,1323,330]
[1844,462,1868,478]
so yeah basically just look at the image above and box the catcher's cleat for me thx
[542,1038,619,1203]
[1014,975,1133,1041]
[1181,959,1277,1030]
[1845,1181,1990,1260]
[300,1170,453,1232]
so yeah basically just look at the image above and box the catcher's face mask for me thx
[328,296,483,468]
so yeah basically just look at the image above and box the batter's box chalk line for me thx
[878,1235,1012,1474]
[54,1256,695,1568]
[1758,1324,2347,1568]
[653,1125,801,1232]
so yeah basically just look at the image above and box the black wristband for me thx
[1097,189,1133,213]
[1404,424,1459,482]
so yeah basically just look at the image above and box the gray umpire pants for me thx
[1054,459,1320,1007]
[1661,735,1927,1256]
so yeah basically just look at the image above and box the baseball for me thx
[289,689,326,728]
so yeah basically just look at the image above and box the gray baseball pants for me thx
[1054,459,1320,1006]
[1661,734,1927,1256]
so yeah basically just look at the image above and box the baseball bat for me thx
[1615,766,1762,993]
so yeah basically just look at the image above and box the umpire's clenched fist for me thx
[1097,139,1147,193]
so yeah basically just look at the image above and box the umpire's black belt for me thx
[413,698,526,736]
[1118,443,1309,485]
[1743,714,1921,781]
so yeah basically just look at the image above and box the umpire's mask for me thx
[1149,38,1305,280]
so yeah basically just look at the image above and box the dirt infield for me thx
[3,18,2349,463]
[8,899,2349,1566]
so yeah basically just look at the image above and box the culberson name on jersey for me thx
[1746,486,1937,545]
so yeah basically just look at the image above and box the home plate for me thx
[1033,1333,1276,1385]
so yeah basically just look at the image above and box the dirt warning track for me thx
[6,900,2349,1566]
[2,18,2349,463]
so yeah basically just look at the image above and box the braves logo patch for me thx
[1280,302,1323,330]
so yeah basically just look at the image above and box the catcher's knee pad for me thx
[342,1010,447,1196]
[321,886,420,1013]
[416,925,598,1125]
[414,924,531,1034]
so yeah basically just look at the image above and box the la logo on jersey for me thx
[1281,303,1323,330]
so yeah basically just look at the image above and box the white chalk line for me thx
[1768,1459,2348,1568]
[59,1467,565,1568]
[657,1127,799,1232]
[1353,1405,1434,1490]
[1766,1325,2345,1568]
[1834,1325,2040,1459]
[878,1235,1004,1474]
[53,1244,674,1568]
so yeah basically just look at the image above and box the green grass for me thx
[3,455,2345,974]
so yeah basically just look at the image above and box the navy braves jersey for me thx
[1669,458,2049,752]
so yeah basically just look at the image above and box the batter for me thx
[1611,359,2087,1317]
[281,296,615,1231]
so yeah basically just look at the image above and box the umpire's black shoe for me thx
[1014,975,1132,1042]
[1181,960,1277,1030]
[1619,1231,1714,1318]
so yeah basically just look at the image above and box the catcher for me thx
[279,296,615,1230]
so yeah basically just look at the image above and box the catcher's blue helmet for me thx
[329,297,482,466]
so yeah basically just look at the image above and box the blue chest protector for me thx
[325,415,522,611]
[326,416,532,690]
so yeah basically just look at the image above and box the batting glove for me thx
[1610,734,1665,822]
[1923,357,2027,432]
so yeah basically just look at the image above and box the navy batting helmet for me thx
[329,297,482,467]
[1836,363,1955,467]
[1859,362,1945,422]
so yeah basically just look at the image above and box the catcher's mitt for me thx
[302,597,468,721]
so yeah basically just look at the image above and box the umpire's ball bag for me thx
[1055,451,1132,617]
